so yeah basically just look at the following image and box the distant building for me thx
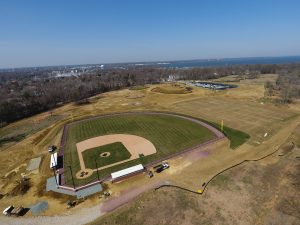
[167,75,179,82]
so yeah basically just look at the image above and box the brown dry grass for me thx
[151,83,192,94]
[9,178,31,196]
[172,97,296,145]
[89,139,300,225]
[0,74,300,218]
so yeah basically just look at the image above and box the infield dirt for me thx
[76,134,156,178]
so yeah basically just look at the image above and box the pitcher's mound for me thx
[100,152,111,157]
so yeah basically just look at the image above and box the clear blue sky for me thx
[0,0,300,68]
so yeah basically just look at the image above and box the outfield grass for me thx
[63,113,215,186]
[82,142,131,169]
[208,122,250,149]
[221,126,250,149]
[170,116,249,149]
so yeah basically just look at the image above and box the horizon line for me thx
[1,54,300,70]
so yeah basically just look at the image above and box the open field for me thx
[151,83,192,94]
[172,97,296,145]
[1,74,300,222]
[289,125,300,147]
[128,85,149,91]
[63,113,216,186]
[0,114,64,151]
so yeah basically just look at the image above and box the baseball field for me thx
[1,75,300,220]
[63,113,217,186]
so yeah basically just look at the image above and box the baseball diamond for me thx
[61,112,223,186]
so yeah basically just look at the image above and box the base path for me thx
[76,134,157,173]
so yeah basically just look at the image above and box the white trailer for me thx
[111,164,144,182]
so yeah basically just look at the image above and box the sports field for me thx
[82,142,131,169]
[2,75,300,219]
[63,113,216,186]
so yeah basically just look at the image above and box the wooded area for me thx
[265,65,300,103]
[0,63,299,126]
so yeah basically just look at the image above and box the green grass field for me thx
[208,121,250,149]
[82,142,131,169]
[63,113,215,186]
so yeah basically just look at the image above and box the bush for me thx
[10,178,31,196]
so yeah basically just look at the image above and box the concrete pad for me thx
[46,177,103,199]
[26,157,42,173]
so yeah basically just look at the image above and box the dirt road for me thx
[0,205,103,225]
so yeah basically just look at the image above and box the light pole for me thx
[94,159,100,181]
[68,165,76,190]
[52,167,59,188]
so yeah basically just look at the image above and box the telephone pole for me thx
[68,165,76,190]
[94,159,100,181]
[52,167,59,187]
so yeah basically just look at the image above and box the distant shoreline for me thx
[1,55,300,71]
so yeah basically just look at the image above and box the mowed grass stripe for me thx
[63,114,215,186]
[83,142,131,169]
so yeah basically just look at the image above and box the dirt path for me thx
[0,179,169,225]
[100,180,166,213]
[0,205,104,225]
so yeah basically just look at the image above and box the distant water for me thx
[1,55,300,71]
[123,56,300,68]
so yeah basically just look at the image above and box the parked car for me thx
[11,206,24,216]
[154,162,169,173]
[162,162,169,169]
[155,166,164,173]
[3,206,25,216]
[3,206,14,216]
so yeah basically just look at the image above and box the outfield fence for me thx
[57,111,226,192]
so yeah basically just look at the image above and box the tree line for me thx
[0,63,298,126]
[265,66,300,103]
